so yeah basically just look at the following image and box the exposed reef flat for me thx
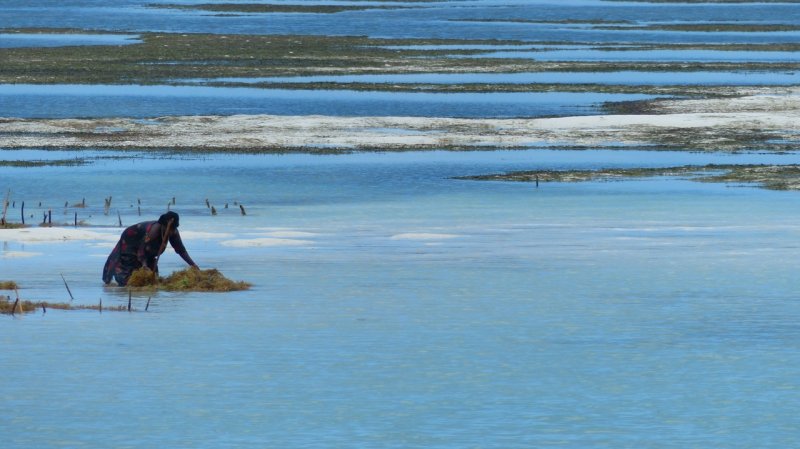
[0,88,797,153]
[457,164,800,191]
[147,3,409,14]
[1,30,799,87]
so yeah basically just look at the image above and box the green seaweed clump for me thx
[128,267,250,292]
[0,280,19,290]
[161,268,251,292]
[127,267,158,288]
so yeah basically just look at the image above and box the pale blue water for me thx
[2,0,800,44]
[0,84,655,118]
[383,44,800,62]
[192,71,800,86]
[0,33,141,47]
[468,49,800,63]
[4,150,800,448]
[3,0,800,447]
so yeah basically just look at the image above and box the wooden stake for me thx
[0,189,10,225]
[117,210,122,227]
[60,273,75,301]
[145,296,151,311]
[127,290,132,312]
[12,288,20,315]
[20,201,24,225]
[99,298,103,314]
[239,204,246,216]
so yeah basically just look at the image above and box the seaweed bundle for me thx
[128,267,251,292]
[0,281,19,290]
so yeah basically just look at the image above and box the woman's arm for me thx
[169,229,198,268]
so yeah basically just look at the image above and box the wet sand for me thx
[1,87,797,152]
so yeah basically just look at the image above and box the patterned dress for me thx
[102,220,193,286]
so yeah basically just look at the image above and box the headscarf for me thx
[158,211,180,228]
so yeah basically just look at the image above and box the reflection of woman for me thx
[102,211,198,286]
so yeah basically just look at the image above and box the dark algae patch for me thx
[149,3,405,13]
[128,267,251,292]
[1,30,799,88]
[1,295,127,314]
[0,281,19,290]
[458,165,800,191]
[0,159,88,167]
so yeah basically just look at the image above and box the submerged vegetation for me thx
[128,267,251,292]
[1,30,799,89]
[148,3,404,13]
[0,281,19,289]
[458,164,800,191]
[0,159,88,167]
[1,295,127,314]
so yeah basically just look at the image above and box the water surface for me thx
[201,71,800,86]
[0,84,655,118]
[3,150,800,448]
[0,33,142,47]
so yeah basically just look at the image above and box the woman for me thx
[103,211,198,286]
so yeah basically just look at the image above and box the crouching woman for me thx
[102,211,198,286]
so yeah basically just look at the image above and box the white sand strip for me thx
[1,88,797,151]
[1,250,43,259]
[0,227,119,243]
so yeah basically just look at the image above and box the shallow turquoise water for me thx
[3,151,800,448]
[3,0,800,446]
[0,84,654,118]
[203,71,800,86]
[3,0,800,45]
[0,32,141,47]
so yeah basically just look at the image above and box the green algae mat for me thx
[128,267,251,292]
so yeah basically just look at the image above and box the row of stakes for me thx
[5,280,154,316]
[1,190,246,228]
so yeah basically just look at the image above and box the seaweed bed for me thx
[457,164,800,191]
[0,280,19,290]
[1,298,127,314]
[127,267,251,292]
[1,30,798,87]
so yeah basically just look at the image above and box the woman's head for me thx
[158,211,180,228]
